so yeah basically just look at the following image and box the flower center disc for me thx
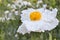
[30,11,42,21]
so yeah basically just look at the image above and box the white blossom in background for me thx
[13,0,23,8]
[43,4,47,9]
[15,34,18,38]
[14,11,19,15]
[21,1,31,6]
[0,17,5,22]
[4,10,16,21]
[49,7,53,10]
[7,12,16,20]
[36,0,43,7]
[7,4,11,7]
[4,10,9,19]
[13,0,32,8]
[11,9,19,15]
[11,9,15,12]
[13,0,23,5]
[37,0,43,4]
[11,4,17,9]
[4,10,9,14]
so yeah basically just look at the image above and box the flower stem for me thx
[49,32,52,40]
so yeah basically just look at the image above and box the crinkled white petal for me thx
[46,18,59,30]
[40,18,59,31]
[37,8,45,13]
[51,8,58,17]
[22,20,44,31]
[17,23,30,35]
[42,9,58,21]
[21,8,35,21]
[22,18,59,32]
[21,8,34,14]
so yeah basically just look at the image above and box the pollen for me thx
[30,11,42,21]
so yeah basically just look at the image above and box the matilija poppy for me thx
[17,7,59,35]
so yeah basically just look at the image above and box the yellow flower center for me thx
[30,11,42,21]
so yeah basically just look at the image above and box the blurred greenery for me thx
[0,0,60,40]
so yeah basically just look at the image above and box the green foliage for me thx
[43,0,56,7]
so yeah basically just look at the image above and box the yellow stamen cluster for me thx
[30,11,42,21]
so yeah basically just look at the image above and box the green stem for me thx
[40,33,43,40]
[31,33,35,40]
[54,38,56,40]
[49,32,52,40]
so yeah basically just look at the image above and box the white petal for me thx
[17,23,29,35]
[37,8,45,13]
[23,20,45,31]
[42,9,54,21]
[40,18,59,31]
[47,18,59,30]
[21,8,35,21]
[51,8,58,17]
[43,8,58,18]
[21,8,34,14]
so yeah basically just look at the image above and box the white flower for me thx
[13,0,31,8]
[37,0,43,7]
[43,4,47,8]
[8,13,16,20]
[17,7,59,35]
[14,0,23,3]
[21,1,31,6]
[37,0,43,4]
[0,17,5,22]
[14,11,19,15]
[4,10,9,14]
[11,9,15,12]
[15,34,18,38]
[7,4,11,7]
[6,18,10,20]
[14,0,22,6]
[11,4,16,9]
